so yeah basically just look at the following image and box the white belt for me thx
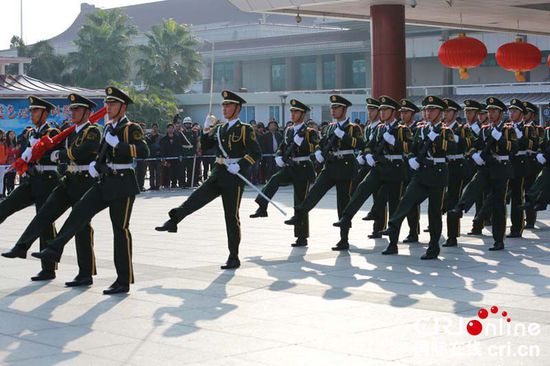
[332,150,355,157]
[515,151,527,156]
[215,157,241,165]
[107,163,134,170]
[67,164,90,173]
[447,154,464,161]
[427,157,446,164]
[384,155,403,161]
[292,156,311,162]
[493,155,510,162]
[35,165,58,173]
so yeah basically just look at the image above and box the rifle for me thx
[373,123,399,164]
[416,123,442,166]
[282,127,307,165]
[479,123,504,162]
[321,125,340,161]
[94,123,114,177]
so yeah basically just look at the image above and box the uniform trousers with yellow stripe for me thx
[0,174,58,273]
[353,165,387,234]
[445,160,467,240]
[45,181,136,286]
[13,173,98,279]
[169,164,244,260]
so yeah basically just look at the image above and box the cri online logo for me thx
[467,306,511,336]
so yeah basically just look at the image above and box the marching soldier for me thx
[333,96,412,250]
[523,120,550,211]
[181,116,198,187]
[0,96,60,281]
[3,94,101,287]
[507,99,537,238]
[285,95,364,251]
[380,96,455,259]
[32,86,149,294]
[399,98,421,243]
[448,97,518,251]
[249,99,318,247]
[155,91,261,269]
[442,98,474,247]
[522,101,541,229]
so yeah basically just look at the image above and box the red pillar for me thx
[370,4,406,100]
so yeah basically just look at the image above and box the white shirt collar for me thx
[293,122,304,131]
[448,120,457,129]
[337,118,348,127]
[227,118,239,129]
[75,122,90,134]
[112,115,128,129]
[370,120,380,128]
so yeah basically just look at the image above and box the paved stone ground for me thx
[0,186,548,365]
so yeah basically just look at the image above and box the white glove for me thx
[408,157,420,170]
[227,163,240,175]
[275,156,285,168]
[105,133,120,148]
[491,129,502,141]
[315,150,324,163]
[204,115,214,130]
[454,135,459,143]
[356,154,366,165]
[366,153,376,167]
[334,127,345,139]
[536,153,546,165]
[29,136,40,147]
[428,130,439,142]
[472,152,485,166]
[293,134,304,146]
[89,161,99,178]
[514,127,523,139]
[21,147,33,162]
[50,150,60,163]
[383,132,395,146]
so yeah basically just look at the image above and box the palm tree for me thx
[137,18,202,93]
[68,9,137,88]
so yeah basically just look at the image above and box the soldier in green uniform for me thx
[285,95,364,251]
[155,91,261,269]
[523,122,550,210]
[399,98,421,243]
[507,99,537,238]
[0,96,60,281]
[358,98,387,239]
[442,98,474,247]
[333,96,412,249]
[380,96,455,259]
[181,116,198,187]
[448,97,518,251]
[2,94,101,287]
[522,101,542,228]
[32,86,150,294]
[249,99,318,247]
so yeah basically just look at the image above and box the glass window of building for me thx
[269,106,280,122]
[240,106,256,123]
[214,62,234,89]
[298,56,316,90]
[271,59,286,91]
[351,111,367,124]
[323,56,336,90]
[350,58,366,88]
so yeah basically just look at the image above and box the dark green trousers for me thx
[0,182,57,273]
[297,169,353,241]
[524,161,542,226]
[170,171,244,259]
[458,167,508,243]
[388,177,445,246]
[255,167,312,239]
[47,185,135,286]
[509,176,526,234]
[445,162,466,240]
[526,166,550,204]
[15,183,97,278]
[342,167,403,231]
[353,166,387,233]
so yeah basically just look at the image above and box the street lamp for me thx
[280,94,288,127]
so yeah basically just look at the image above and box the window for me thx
[298,57,316,90]
[240,106,255,123]
[323,57,336,90]
[350,58,366,88]
[214,62,234,89]
[271,59,286,91]
[269,106,280,122]
[351,111,366,124]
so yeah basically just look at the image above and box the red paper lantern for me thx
[547,54,550,67]
[496,37,542,82]
[438,33,487,80]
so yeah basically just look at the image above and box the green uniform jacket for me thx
[28,123,61,197]
[510,121,537,178]
[369,120,412,182]
[276,124,318,182]
[477,122,519,180]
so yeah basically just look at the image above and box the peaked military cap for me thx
[479,103,488,113]
[486,96,507,111]
[68,93,97,110]
[399,98,420,113]
[289,99,310,112]
[509,98,527,113]
[422,95,447,110]
[221,90,247,105]
[330,95,352,108]
[28,95,55,112]
[379,95,400,110]
[444,98,463,111]
[463,99,483,111]
[366,97,380,109]
[105,86,133,104]
[522,101,538,114]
